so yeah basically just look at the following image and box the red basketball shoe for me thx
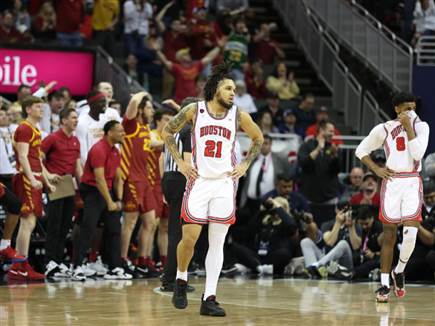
[0,246,26,262]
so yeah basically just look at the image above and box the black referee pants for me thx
[45,195,75,264]
[73,184,121,270]
[161,172,186,283]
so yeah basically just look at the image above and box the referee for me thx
[160,98,197,292]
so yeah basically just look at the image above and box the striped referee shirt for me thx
[164,125,192,173]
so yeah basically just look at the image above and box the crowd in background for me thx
[0,0,434,284]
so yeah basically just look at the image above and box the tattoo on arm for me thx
[162,104,196,164]
[243,139,262,166]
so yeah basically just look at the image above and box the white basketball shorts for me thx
[181,176,237,225]
[379,172,423,224]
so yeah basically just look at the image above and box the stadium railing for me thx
[415,36,435,65]
[302,0,413,92]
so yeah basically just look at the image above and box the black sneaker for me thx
[391,270,406,298]
[122,260,137,278]
[161,281,195,293]
[135,264,149,278]
[200,295,226,317]
[375,285,390,303]
[172,279,188,309]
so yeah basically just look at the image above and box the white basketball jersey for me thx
[383,117,422,172]
[193,101,238,178]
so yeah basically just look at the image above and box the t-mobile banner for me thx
[0,48,94,96]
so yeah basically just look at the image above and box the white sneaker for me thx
[234,263,249,274]
[87,257,107,277]
[257,264,274,275]
[45,260,61,278]
[57,263,72,278]
[81,263,97,277]
[72,266,86,282]
[104,267,133,280]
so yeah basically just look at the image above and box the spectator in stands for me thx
[224,18,250,80]
[41,91,66,133]
[55,0,84,47]
[13,0,31,34]
[188,6,222,65]
[297,120,341,205]
[8,96,56,281]
[306,207,361,279]
[424,151,435,180]
[123,0,153,55]
[234,80,257,114]
[65,99,77,111]
[32,1,56,42]
[259,92,283,126]
[195,75,206,98]
[240,135,289,213]
[231,196,298,275]
[305,107,343,146]
[340,167,364,203]
[0,9,28,43]
[412,0,435,45]
[108,100,122,116]
[7,102,22,131]
[350,172,380,207]
[292,93,317,135]
[42,108,82,279]
[217,0,249,16]
[92,0,119,56]
[253,22,284,64]
[73,120,131,281]
[351,205,383,280]
[405,180,435,281]
[154,43,223,104]
[256,110,279,134]
[278,108,304,138]
[59,86,72,103]
[155,2,189,99]
[17,84,31,102]
[245,61,267,99]
[266,62,300,101]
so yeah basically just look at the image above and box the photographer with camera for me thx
[303,205,362,279]
[351,205,383,280]
[230,197,298,275]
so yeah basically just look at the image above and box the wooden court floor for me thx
[0,277,434,325]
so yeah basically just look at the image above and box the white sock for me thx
[176,270,188,282]
[381,273,390,288]
[203,223,229,300]
[394,226,418,274]
[0,239,11,250]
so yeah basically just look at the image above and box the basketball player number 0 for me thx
[204,140,223,158]
[396,136,405,151]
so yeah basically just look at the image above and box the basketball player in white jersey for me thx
[355,92,429,303]
[162,64,264,316]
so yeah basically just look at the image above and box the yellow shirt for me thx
[92,0,120,31]
[266,76,300,100]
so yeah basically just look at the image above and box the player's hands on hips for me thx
[178,161,199,180]
[398,112,412,130]
[30,178,43,190]
[228,162,249,179]
[373,166,395,180]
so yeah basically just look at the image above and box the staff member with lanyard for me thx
[41,108,82,278]
[72,120,131,281]
[160,97,197,292]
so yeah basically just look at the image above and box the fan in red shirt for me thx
[305,107,344,146]
[154,40,225,104]
[350,173,381,207]
[120,92,159,277]
[9,96,57,282]
[188,7,223,60]
[253,23,285,65]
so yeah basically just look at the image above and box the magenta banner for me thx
[0,48,94,96]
